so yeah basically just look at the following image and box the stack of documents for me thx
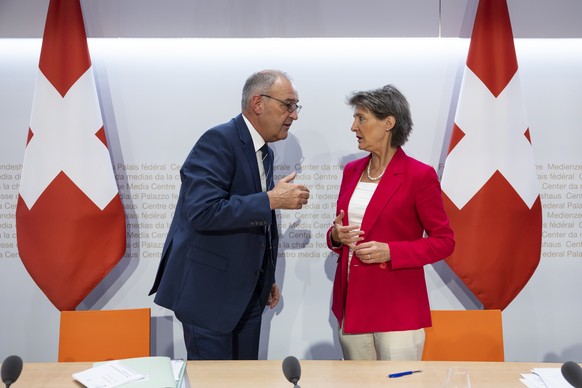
[521,367,573,388]
[73,356,188,388]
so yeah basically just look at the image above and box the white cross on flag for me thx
[16,0,126,311]
[441,0,542,310]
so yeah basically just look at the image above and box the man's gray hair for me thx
[241,69,291,110]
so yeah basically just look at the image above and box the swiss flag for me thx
[16,0,126,311]
[440,0,542,310]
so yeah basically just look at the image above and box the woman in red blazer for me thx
[327,85,455,360]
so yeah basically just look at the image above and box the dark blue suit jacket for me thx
[149,114,278,333]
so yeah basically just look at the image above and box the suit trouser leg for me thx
[232,289,263,360]
[181,285,264,360]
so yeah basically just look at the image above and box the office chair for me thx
[58,308,151,362]
[421,309,504,361]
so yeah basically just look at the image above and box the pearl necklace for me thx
[367,162,386,181]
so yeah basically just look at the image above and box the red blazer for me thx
[327,148,454,334]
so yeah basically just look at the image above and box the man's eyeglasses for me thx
[260,94,302,114]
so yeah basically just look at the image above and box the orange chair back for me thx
[58,308,151,362]
[422,309,504,361]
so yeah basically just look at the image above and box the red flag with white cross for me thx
[440,0,542,310]
[16,0,126,311]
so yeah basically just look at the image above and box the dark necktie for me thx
[260,144,274,191]
[259,144,275,271]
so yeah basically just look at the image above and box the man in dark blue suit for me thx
[149,69,310,360]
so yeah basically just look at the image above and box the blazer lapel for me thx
[337,157,368,225]
[360,148,406,233]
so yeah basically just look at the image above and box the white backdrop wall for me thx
[1,37,582,363]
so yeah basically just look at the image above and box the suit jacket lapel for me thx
[235,114,262,192]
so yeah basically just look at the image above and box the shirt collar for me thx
[242,114,266,153]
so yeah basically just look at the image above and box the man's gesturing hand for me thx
[267,171,310,209]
